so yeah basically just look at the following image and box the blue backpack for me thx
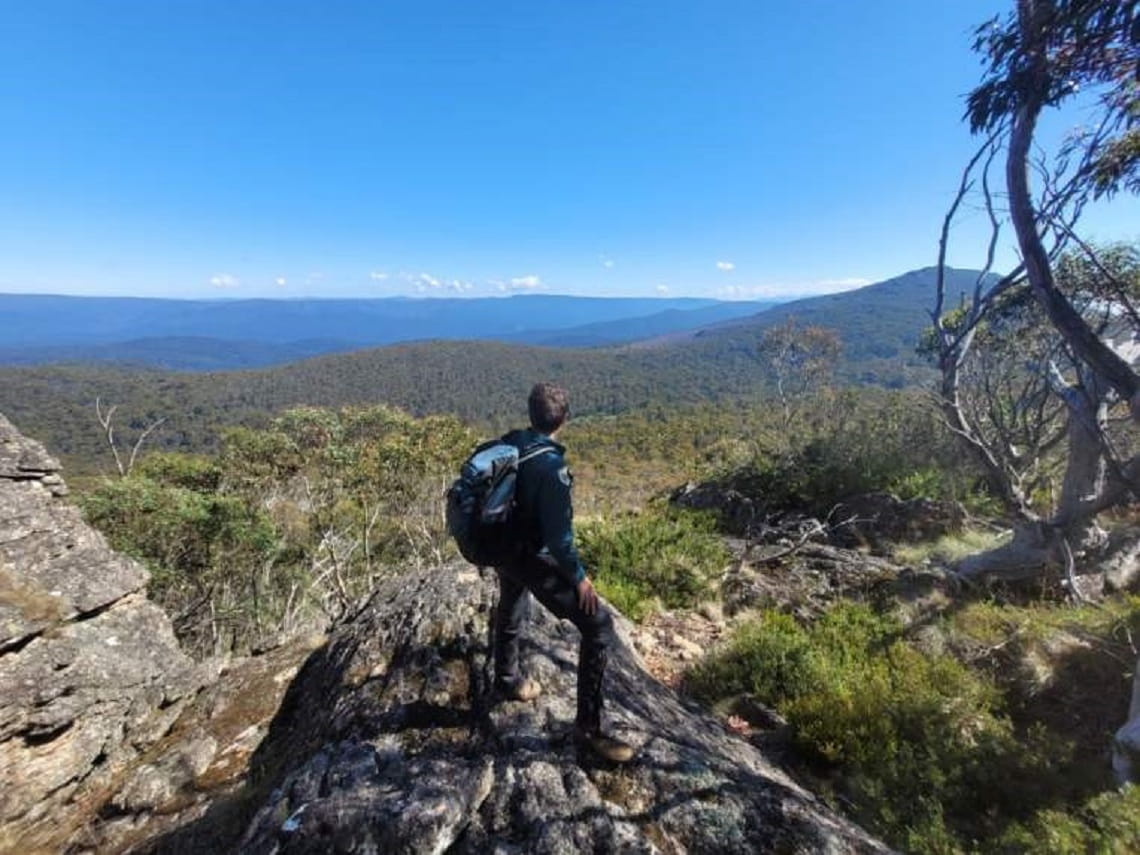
[446,439,555,565]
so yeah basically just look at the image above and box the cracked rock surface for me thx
[0,413,204,853]
[221,565,888,854]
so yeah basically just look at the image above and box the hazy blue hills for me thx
[0,268,977,374]
[0,294,772,369]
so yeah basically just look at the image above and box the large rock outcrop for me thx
[201,565,890,854]
[0,414,207,852]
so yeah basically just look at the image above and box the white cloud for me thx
[398,271,445,290]
[600,255,615,269]
[210,273,239,289]
[369,271,389,281]
[399,272,475,294]
[655,283,670,294]
[509,274,543,290]
[716,261,735,272]
[274,276,287,287]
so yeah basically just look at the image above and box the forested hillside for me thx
[0,338,769,465]
[659,266,993,373]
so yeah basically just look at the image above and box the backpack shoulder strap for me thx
[518,445,557,467]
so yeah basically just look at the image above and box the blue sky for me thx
[1,1,1137,300]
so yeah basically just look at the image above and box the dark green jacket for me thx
[502,428,586,583]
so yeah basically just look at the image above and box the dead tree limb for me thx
[95,397,166,477]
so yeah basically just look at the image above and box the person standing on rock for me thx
[492,382,635,764]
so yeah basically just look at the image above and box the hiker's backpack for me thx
[446,439,554,565]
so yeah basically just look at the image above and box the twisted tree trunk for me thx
[957,373,1110,582]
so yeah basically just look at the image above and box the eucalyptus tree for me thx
[757,318,841,433]
[932,1,1140,587]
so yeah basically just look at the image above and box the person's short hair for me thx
[528,383,570,433]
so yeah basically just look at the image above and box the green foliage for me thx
[686,603,1073,853]
[967,1,1140,196]
[995,785,1140,855]
[719,388,973,515]
[81,404,475,655]
[81,473,279,652]
[224,404,474,572]
[135,452,223,491]
[577,507,727,622]
[950,595,1140,651]
[886,466,946,501]
[757,318,842,429]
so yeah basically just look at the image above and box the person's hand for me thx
[577,576,598,615]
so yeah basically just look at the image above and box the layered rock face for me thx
[0,414,205,851]
[225,565,887,854]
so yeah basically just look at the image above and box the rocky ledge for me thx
[0,413,208,852]
[156,564,889,854]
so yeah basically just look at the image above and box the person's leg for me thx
[493,567,529,686]
[512,556,616,734]
[499,556,632,761]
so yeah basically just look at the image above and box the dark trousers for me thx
[494,554,615,733]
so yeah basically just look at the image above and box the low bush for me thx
[81,474,279,653]
[686,603,1074,852]
[577,507,727,621]
[81,405,475,655]
[995,785,1140,854]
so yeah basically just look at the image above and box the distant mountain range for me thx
[0,294,774,370]
[661,266,995,381]
[0,266,982,465]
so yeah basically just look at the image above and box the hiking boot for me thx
[496,677,542,702]
[574,726,636,764]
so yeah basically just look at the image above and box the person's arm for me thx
[535,462,586,585]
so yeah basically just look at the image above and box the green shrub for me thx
[577,507,727,622]
[693,389,990,519]
[995,785,1140,854]
[81,475,279,652]
[80,404,477,654]
[686,603,1070,853]
[686,610,823,702]
[887,467,943,501]
[135,452,223,491]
